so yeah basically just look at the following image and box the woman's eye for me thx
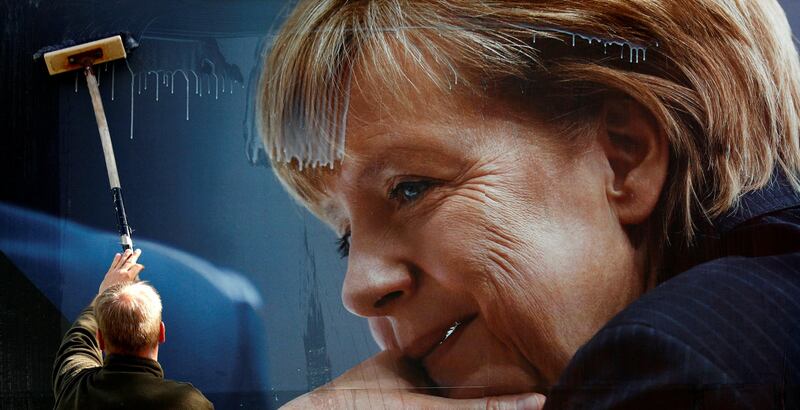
[389,180,434,203]
[336,231,350,258]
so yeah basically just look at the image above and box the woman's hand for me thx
[282,349,546,409]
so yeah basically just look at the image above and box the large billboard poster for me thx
[2,1,800,409]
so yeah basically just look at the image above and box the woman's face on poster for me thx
[317,67,650,397]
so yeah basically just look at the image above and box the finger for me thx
[127,248,142,265]
[405,392,546,410]
[488,393,546,410]
[122,249,142,269]
[118,249,134,267]
[484,393,547,410]
[109,253,122,269]
[129,264,145,281]
[115,250,132,269]
[521,394,546,410]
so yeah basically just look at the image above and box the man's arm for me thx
[51,304,103,398]
[52,250,145,401]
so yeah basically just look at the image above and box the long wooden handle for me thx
[85,67,134,251]
[85,67,120,189]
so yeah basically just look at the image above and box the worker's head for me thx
[94,281,165,358]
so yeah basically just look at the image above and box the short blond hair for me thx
[94,282,162,354]
[258,0,800,243]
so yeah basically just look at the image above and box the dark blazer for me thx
[546,172,800,409]
[52,306,214,410]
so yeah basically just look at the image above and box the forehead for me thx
[282,58,552,229]
[314,80,473,214]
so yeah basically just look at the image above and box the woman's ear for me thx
[600,97,669,226]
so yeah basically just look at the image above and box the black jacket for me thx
[52,306,214,410]
[546,172,800,409]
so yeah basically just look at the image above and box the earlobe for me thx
[600,97,669,226]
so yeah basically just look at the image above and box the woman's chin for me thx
[422,316,541,399]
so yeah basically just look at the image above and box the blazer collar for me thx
[712,169,800,233]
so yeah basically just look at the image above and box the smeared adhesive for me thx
[274,28,655,170]
[535,26,654,64]
[271,67,352,170]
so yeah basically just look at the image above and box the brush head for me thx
[35,32,139,76]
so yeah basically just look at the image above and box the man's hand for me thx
[282,350,546,410]
[98,249,144,295]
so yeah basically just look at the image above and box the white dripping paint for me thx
[171,69,191,121]
[125,60,135,140]
[273,68,352,170]
[68,57,241,143]
[202,59,220,100]
[190,70,201,96]
[120,65,241,133]
[147,71,160,101]
[111,63,115,101]
[532,26,653,64]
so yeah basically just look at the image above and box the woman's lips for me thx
[403,315,478,361]
[421,314,477,367]
[420,315,542,399]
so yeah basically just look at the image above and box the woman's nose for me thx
[341,253,414,317]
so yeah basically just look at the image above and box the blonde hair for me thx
[258,0,800,242]
[94,282,162,354]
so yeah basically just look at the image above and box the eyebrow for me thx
[352,142,466,188]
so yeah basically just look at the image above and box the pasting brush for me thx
[34,33,139,251]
